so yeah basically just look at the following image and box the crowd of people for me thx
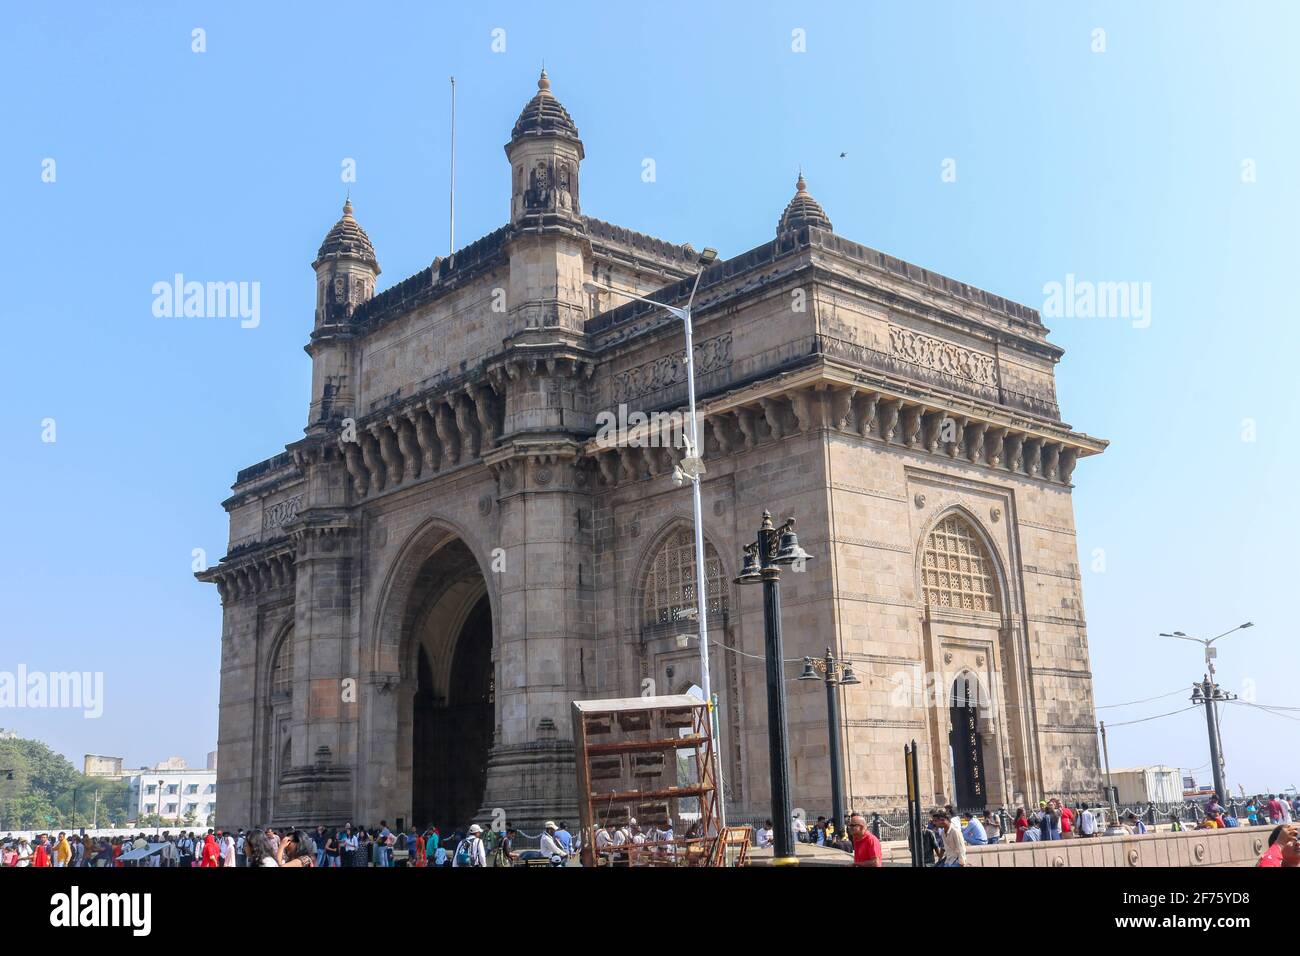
[916,793,1300,867]
[0,820,581,869]
[6,790,1298,869]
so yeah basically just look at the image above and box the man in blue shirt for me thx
[961,813,988,846]
[554,821,573,854]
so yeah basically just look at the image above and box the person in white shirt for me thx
[539,821,569,867]
[609,823,631,865]
[792,813,808,843]
[595,825,613,864]
[341,828,359,867]
[756,820,774,848]
[1077,804,1097,837]
[933,810,966,866]
[222,831,236,867]
[452,823,487,867]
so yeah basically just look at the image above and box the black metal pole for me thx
[760,521,796,863]
[1201,677,1227,803]
[904,743,917,867]
[906,739,923,867]
[825,648,845,838]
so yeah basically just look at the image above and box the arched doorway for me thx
[918,510,1020,809]
[948,675,987,810]
[392,535,495,833]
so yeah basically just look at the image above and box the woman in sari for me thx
[200,832,221,867]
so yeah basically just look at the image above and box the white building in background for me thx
[1112,766,1183,806]
[84,754,127,778]
[127,758,217,826]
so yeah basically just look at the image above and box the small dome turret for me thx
[777,172,833,235]
[314,198,380,272]
[510,69,584,155]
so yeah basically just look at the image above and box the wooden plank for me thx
[586,736,706,755]
[589,784,713,802]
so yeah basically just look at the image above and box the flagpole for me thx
[449,76,456,256]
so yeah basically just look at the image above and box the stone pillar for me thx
[276,511,358,826]
[479,445,594,827]
[213,593,260,829]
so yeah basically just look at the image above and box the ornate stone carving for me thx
[612,332,733,404]
[888,325,996,386]
[855,393,878,437]
[263,494,304,531]
[878,400,903,444]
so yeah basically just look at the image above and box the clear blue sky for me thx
[3,1,1297,796]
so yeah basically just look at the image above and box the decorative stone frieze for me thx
[889,324,997,386]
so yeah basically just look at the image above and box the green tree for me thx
[0,736,132,830]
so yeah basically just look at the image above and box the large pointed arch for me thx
[365,515,498,830]
[912,504,1028,812]
[630,516,745,807]
[370,515,498,676]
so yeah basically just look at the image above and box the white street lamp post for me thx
[585,249,723,825]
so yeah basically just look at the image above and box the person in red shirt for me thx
[1060,803,1074,837]
[846,812,882,867]
[1258,824,1297,867]
[1268,795,1285,824]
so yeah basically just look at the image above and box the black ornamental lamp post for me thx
[799,647,860,839]
[736,511,812,865]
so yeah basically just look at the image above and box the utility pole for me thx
[93,788,99,829]
[1099,721,1117,821]
[1192,675,1235,802]
[1159,621,1252,799]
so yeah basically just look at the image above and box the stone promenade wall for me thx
[965,825,1275,867]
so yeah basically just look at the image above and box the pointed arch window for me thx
[271,631,295,697]
[642,529,728,627]
[922,515,1000,613]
